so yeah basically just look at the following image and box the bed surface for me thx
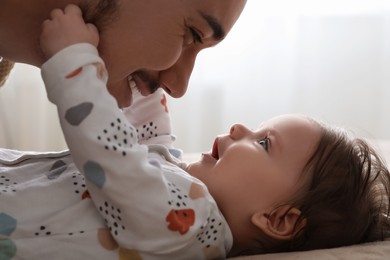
[183,139,390,259]
[231,239,390,259]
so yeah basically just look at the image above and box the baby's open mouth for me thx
[212,138,219,160]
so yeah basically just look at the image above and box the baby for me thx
[0,5,389,259]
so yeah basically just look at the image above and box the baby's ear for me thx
[251,206,306,240]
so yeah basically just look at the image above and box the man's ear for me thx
[251,206,306,240]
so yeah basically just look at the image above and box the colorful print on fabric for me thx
[119,248,143,260]
[46,160,68,180]
[137,122,158,141]
[189,182,206,200]
[81,190,91,200]
[83,161,106,189]
[203,245,223,260]
[166,209,195,235]
[160,94,168,113]
[98,201,126,237]
[0,175,17,195]
[196,217,223,250]
[148,158,162,169]
[97,231,144,260]
[0,239,16,260]
[96,118,136,157]
[97,228,118,251]
[33,225,52,237]
[70,171,88,197]
[65,67,83,78]
[65,102,93,126]
[0,213,17,236]
[168,148,182,159]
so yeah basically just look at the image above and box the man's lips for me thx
[131,72,160,96]
[128,75,138,92]
[128,74,145,96]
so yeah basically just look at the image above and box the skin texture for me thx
[186,114,322,254]
[1,0,247,107]
[40,5,99,57]
[39,10,320,255]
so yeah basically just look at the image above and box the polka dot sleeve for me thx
[123,88,177,150]
[41,44,233,258]
[41,44,165,240]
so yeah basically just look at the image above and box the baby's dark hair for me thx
[248,120,390,255]
[289,123,390,251]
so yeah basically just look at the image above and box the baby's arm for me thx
[123,88,178,149]
[40,4,99,59]
[40,26,226,257]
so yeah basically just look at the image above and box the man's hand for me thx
[40,4,99,59]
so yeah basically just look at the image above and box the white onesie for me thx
[0,43,232,260]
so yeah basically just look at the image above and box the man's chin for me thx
[118,97,132,109]
[108,87,132,109]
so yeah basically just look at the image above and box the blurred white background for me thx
[1,0,390,153]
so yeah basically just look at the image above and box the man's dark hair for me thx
[81,0,120,31]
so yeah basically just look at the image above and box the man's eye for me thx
[189,27,203,44]
[257,138,270,151]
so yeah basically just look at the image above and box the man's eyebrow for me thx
[200,12,225,41]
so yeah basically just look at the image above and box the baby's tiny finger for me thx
[49,8,64,19]
[41,19,51,30]
[40,19,56,36]
[64,4,82,16]
[86,23,100,46]
[86,23,99,34]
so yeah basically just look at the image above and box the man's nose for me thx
[160,48,197,98]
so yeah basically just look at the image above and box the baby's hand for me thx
[40,4,99,59]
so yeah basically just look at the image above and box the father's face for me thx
[94,0,247,108]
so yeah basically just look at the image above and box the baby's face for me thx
[186,115,321,222]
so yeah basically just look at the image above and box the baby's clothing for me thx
[0,43,232,259]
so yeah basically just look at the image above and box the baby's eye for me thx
[257,137,270,151]
[189,27,203,44]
